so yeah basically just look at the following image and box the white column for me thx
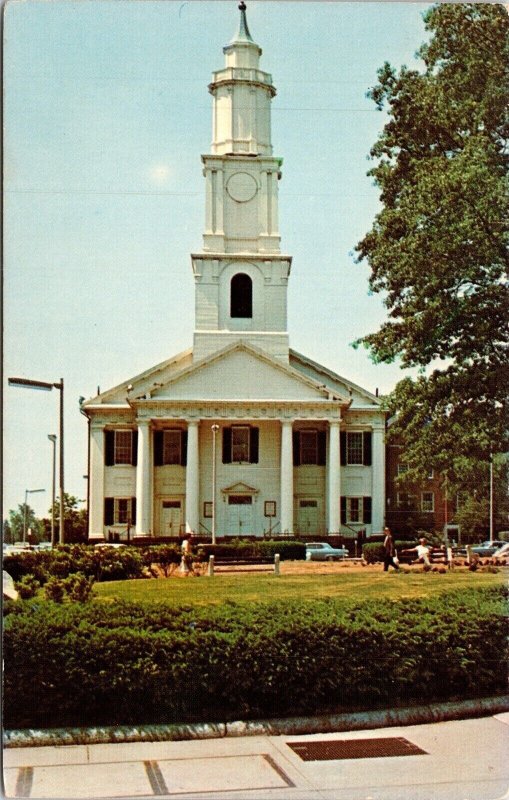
[371,426,386,534]
[135,420,151,536]
[327,420,341,534]
[185,420,200,534]
[88,423,105,540]
[280,420,294,534]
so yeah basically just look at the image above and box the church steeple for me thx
[192,4,292,363]
[231,1,254,44]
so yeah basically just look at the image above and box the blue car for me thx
[305,542,349,561]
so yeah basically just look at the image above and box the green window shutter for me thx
[154,431,163,466]
[105,431,115,466]
[363,432,372,466]
[131,431,138,466]
[363,496,372,524]
[317,431,327,465]
[181,430,188,466]
[131,497,137,525]
[293,431,300,466]
[250,427,259,463]
[340,432,346,466]
[340,496,346,524]
[222,427,232,464]
[104,497,114,526]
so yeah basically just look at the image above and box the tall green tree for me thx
[355,4,509,491]
[43,493,87,544]
[6,504,44,543]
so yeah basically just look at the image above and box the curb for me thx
[4,695,509,749]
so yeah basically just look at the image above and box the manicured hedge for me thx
[197,540,306,561]
[363,541,416,563]
[4,586,507,729]
[3,542,303,587]
[3,545,145,584]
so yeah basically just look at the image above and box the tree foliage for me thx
[355,4,509,488]
[43,493,87,544]
[5,504,44,544]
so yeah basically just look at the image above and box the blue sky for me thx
[4,0,430,522]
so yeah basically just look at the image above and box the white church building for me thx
[83,3,386,542]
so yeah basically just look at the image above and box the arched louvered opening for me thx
[230,273,253,318]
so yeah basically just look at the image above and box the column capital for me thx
[135,418,151,428]
[185,418,201,428]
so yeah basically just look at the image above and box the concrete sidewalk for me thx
[4,713,509,800]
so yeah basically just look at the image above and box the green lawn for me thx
[93,567,507,606]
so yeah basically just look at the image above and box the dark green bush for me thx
[198,540,305,562]
[44,573,95,604]
[363,541,415,563]
[4,545,145,584]
[4,586,507,729]
[142,545,181,576]
[14,574,40,600]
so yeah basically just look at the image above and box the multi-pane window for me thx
[163,430,182,465]
[427,468,434,479]
[115,498,132,524]
[397,464,409,476]
[231,426,250,462]
[222,426,259,464]
[114,431,133,465]
[347,497,361,523]
[421,492,434,512]
[104,496,136,526]
[346,432,363,465]
[300,431,318,465]
[341,496,371,524]
[397,492,417,509]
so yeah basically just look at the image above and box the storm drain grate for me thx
[288,737,428,761]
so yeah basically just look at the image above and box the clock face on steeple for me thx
[226,172,258,203]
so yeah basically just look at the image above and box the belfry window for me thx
[230,273,252,318]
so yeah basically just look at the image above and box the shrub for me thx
[198,540,306,562]
[4,586,507,729]
[14,574,40,600]
[363,541,416,563]
[142,545,181,576]
[43,573,94,603]
[4,545,145,585]
[44,577,66,603]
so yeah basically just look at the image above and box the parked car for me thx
[305,542,348,561]
[492,542,509,558]
[471,540,506,557]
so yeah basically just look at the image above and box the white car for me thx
[492,542,509,558]
[305,542,349,561]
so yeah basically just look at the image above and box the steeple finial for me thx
[233,0,254,43]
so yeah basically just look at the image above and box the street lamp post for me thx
[9,377,65,543]
[48,435,57,547]
[211,424,219,545]
[23,488,45,544]
[489,453,494,544]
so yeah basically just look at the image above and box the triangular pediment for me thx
[143,342,348,403]
[221,481,259,496]
[289,349,381,408]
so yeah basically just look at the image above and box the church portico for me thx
[83,3,387,545]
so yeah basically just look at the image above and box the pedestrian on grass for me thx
[408,537,431,567]
[383,527,399,571]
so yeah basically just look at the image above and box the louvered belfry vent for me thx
[288,737,428,761]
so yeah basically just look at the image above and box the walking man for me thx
[383,527,399,571]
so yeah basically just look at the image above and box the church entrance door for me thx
[297,498,318,536]
[161,499,183,537]
[226,495,253,536]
